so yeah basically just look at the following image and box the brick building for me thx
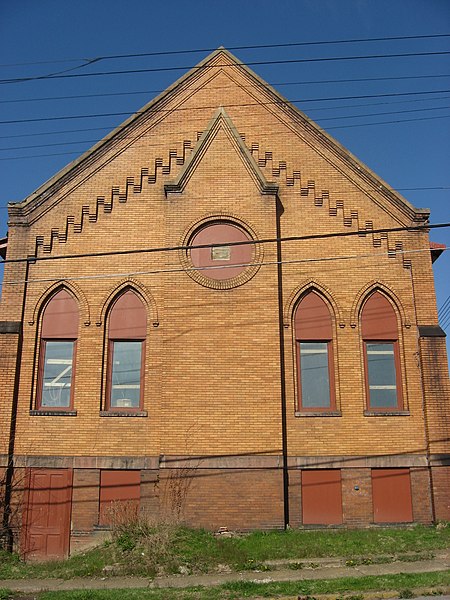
[0,49,449,559]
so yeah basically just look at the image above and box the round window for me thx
[181,218,262,289]
[190,222,253,281]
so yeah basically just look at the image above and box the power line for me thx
[2,51,450,85]
[2,33,449,68]
[1,222,448,266]
[2,113,450,162]
[397,187,450,191]
[2,105,449,154]
[438,297,450,323]
[3,94,450,141]
[438,294,450,316]
[2,246,448,287]
[327,114,450,129]
[2,74,450,105]
[1,89,449,125]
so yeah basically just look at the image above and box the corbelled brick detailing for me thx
[250,142,411,269]
[35,141,194,255]
[1,49,448,550]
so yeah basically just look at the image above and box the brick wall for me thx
[342,468,373,527]
[160,467,284,530]
[71,469,100,532]
[431,466,450,521]
[0,50,448,541]
[410,467,433,524]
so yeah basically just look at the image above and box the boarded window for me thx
[372,469,413,523]
[99,470,141,526]
[302,470,343,525]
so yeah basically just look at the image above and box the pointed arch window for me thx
[106,290,147,411]
[294,292,335,411]
[37,289,79,410]
[361,292,403,411]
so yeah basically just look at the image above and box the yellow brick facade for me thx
[1,49,449,555]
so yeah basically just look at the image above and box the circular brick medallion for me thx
[181,217,262,289]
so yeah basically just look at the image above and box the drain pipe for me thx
[275,196,290,529]
[2,257,31,551]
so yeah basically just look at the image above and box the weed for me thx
[288,561,304,569]
[397,550,435,562]
[398,589,414,599]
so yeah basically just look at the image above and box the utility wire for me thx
[2,105,449,153]
[1,33,449,68]
[438,300,450,322]
[1,89,450,125]
[2,113,450,161]
[327,114,450,129]
[1,222,448,266]
[2,246,448,287]
[397,187,450,191]
[4,94,450,140]
[2,51,450,85]
[1,74,450,105]
[438,294,450,316]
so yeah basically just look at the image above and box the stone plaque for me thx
[211,246,231,261]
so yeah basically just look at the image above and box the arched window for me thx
[37,289,79,410]
[106,290,147,411]
[294,291,335,411]
[361,291,403,410]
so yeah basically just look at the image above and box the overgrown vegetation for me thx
[0,520,448,581]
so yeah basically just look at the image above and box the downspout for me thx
[275,196,290,528]
[2,257,31,551]
[408,257,436,523]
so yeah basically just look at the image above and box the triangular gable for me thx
[10,47,428,224]
[164,107,278,196]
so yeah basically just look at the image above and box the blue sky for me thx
[0,0,449,337]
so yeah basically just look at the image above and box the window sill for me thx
[30,409,77,416]
[100,410,148,417]
[364,410,410,417]
[295,411,342,417]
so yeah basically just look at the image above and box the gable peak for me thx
[165,107,278,196]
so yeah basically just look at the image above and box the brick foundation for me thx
[431,465,450,521]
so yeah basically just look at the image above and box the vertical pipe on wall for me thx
[275,196,290,528]
[409,259,437,523]
[2,258,31,551]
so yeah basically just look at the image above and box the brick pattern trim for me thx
[29,281,90,327]
[96,279,159,327]
[350,281,411,329]
[284,280,344,328]
[178,213,264,289]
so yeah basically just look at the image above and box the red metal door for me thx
[372,469,413,523]
[99,470,141,525]
[23,469,72,560]
[302,469,343,525]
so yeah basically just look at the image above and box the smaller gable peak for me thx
[165,107,278,197]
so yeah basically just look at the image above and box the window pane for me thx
[111,341,142,408]
[300,342,331,408]
[367,342,398,408]
[41,341,74,407]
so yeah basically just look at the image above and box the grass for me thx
[0,523,448,581]
[2,570,445,599]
